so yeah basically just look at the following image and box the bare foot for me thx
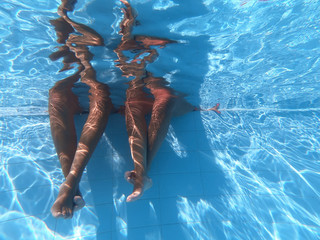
[125,171,135,184]
[51,182,76,219]
[73,195,85,212]
[125,171,152,202]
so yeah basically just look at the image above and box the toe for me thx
[73,196,85,212]
[124,171,135,184]
[126,190,142,202]
[52,210,63,218]
[62,207,73,219]
[61,209,67,218]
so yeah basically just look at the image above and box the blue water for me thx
[1,0,320,239]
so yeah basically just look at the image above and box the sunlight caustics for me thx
[1,0,320,239]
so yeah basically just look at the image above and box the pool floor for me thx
[1,0,320,239]
[1,106,320,239]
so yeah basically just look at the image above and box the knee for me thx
[89,83,111,104]
[49,86,66,105]
[49,85,78,112]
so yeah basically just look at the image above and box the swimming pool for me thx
[1,0,320,239]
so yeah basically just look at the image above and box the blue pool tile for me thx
[170,114,196,132]
[54,207,101,239]
[223,148,278,172]
[291,196,320,220]
[112,177,132,202]
[197,150,220,172]
[126,199,161,228]
[172,130,199,151]
[159,196,222,225]
[7,185,54,217]
[1,138,56,164]
[113,199,161,229]
[41,214,58,234]
[161,222,227,240]
[94,203,114,233]
[91,136,114,161]
[227,168,320,199]
[210,194,320,233]
[195,130,227,151]
[160,195,228,233]
[1,158,60,188]
[87,179,113,205]
[0,120,6,139]
[158,172,203,198]
[261,126,320,152]
[1,1,320,240]
[284,145,320,161]
[201,172,227,197]
[0,214,56,240]
[151,150,201,175]
[112,151,133,179]
[106,114,127,135]
[142,174,160,200]
[278,148,320,172]
[161,223,191,240]
[259,223,320,240]
[152,140,172,155]
[0,188,55,225]
[193,111,220,132]
[154,130,197,155]
[0,90,6,107]
[96,231,113,240]
[159,197,184,225]
[112,154,133,180]
[161,130,199,154]
[0,116,50,140]
[66,231,112,240]
[112,225,162,240]
[108,133,131,161]
[2,88,48,108]
[261,195,320,226]
[276,170,320,198]
[86,153,114,181]
[1,161,54,192]
[158,195,318,239]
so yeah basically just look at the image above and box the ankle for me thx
[64,173,80,190]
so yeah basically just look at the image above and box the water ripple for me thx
[1,0,320,239]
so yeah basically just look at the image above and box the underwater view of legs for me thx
[2,0,319,237]
[49,0,112,219]
[49,0,220,217]
[115,0,219,202]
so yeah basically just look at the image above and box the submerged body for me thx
[123,75,196,202]
[116,0,219,202]
[49,0,220,218]
[49,0,112,219]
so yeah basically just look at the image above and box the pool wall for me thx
[1,0,320,239]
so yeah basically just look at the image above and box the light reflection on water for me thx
[1,0,320,239]
[172,109,320,239]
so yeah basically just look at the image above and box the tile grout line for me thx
[1,106,320,118]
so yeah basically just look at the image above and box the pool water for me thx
[1,0,320,239]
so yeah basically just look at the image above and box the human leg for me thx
[51,78,112,218]
[49,72,87,218]
[144,74,195,168]
[124,85,153,202]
